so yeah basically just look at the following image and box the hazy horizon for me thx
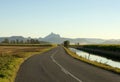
[0,0,120,39]
[0,32,120,40]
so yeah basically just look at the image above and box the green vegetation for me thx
[79,44,120,52]
[0,45,56,82]
[63,40,70,48]
[64,47,120,74]
[1,38,48,44]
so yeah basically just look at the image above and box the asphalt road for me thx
[15,46,120,82]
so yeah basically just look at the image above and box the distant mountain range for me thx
[0,33,120,44]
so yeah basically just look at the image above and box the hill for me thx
[0,33,120,44]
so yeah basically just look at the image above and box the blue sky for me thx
[0,0,120,39]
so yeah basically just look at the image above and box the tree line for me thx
[1,38,41,44]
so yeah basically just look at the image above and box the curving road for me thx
[15,46,120,82]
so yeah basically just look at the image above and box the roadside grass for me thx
[64,47,120,74]
[0,45,56,82]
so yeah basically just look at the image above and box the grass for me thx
[64,47,120,74]
[0,45,56,82]
[78,44,120,52]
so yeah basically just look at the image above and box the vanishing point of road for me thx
[15,46,120,82]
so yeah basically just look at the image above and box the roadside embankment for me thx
[64,47,120,74]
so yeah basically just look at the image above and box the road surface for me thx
[15,46,120,82]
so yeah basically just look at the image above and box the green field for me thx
[0,44,55,82]
[78,44,120,52]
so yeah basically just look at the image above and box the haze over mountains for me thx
[0,33,120,44]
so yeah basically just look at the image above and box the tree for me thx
[16,39,19,44]
[26,39,40,44]
[20,40,24,44]
[30,39,35,44]
[34,39,40,44]
[2,38,9,44]
[63,40,70,48]
[26,39,30,44]
[10,40,16,44]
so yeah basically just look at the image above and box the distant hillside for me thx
[40,33,106,44]
[102,39,120,44]
[0,33,120,44]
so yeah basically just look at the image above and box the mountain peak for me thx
[50,32,54,35]
[44,33,61,39]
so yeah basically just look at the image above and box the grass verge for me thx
[0,45,56,82]
[64,47,120,74]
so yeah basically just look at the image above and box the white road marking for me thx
[51,51,83,82]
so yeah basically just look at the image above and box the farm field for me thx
[79,44,120,52]
[0,45,54,82]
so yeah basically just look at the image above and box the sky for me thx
[0,0,120,39]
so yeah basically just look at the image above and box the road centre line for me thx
[51,51,83,82]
